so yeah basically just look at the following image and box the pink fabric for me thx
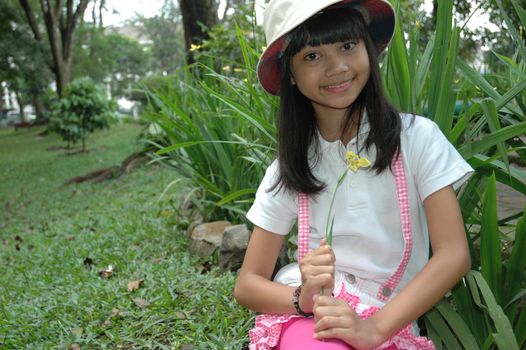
[276,318,354,349]
[297,192,310,261]
[249,283,436,350]
[377,154,412,301]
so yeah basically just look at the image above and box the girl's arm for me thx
[313,185,471,347]
[371,185,471,337]
[234,226,334,314]
[234,226,298,314]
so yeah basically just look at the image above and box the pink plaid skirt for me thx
[248,274,435,350]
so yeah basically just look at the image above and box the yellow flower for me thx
[190,43,201,52]
[345,151,371,172]
[222,65,231,72]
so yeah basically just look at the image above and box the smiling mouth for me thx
[323,78,354,92]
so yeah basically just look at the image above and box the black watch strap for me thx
[292,285,313,317]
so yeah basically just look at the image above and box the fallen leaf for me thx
[175,311,186,320]
[181,345,194,350]
[152,257,163,264]
[133,298,150,308]
[127,279,143,292]
[71,327,83,337]
[99,265,114,278]
[71,344,81,350]
[110,308,120,317]
[66,235,75,241]
[101,308,121,328]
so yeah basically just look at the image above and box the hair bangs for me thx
[285,7,368,58]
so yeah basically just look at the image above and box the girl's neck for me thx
[314,106,359,146]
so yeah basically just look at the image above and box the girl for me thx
[234,0,473,349]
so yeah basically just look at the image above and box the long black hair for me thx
[271,6,401,195]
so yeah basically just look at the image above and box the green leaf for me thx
[496,0,526,60]
[435,299,479,349]
[502,207,526,306]
[458,60,523,116]
[215,188,256,206]
[480,99,509,172]
[470,271,520,350]
[514,303,526,347]
[458,122,526,159]
[424,309,461,349]
[479,173,502,303]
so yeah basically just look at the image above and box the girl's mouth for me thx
[323,78,354,93]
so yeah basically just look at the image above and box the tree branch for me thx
[18,0,43,41]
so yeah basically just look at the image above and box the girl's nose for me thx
[325,54,349,77]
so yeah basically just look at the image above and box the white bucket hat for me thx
[257,0,395,95]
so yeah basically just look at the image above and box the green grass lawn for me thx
[0,124,253,349]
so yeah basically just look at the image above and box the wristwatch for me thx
[292,285,314,317]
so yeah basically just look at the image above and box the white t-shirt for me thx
[246,114,473,291]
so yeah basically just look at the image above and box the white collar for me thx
[317,112,370,151]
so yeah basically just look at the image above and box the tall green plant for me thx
[385,0,526,348]
[145,23,277,222]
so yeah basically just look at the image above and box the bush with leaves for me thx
[50,77,115,151]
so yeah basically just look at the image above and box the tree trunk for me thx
[178,0,219,65]
[19,0,89,98]
[32,90,45,121]
[15,92,25,122]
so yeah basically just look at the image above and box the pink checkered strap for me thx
[296,153,412,302]
[297,192,310,261]
[377,153,412,301]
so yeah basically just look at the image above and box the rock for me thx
[221,224,250,251]
[189,221,231,258]
[219,224,250,271]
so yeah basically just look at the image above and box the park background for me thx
[1,0,525,348]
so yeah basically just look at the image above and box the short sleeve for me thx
[246,160,298,235]
[404,115,474,201]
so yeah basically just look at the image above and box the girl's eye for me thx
[342,41,356,51]
[304,52,319,61]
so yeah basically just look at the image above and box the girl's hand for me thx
[298,239,335,312]
[312,295,386,350]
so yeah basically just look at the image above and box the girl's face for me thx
[290,39,370,119]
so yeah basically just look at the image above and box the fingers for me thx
[312,297,358,337]
[300,244,335,271]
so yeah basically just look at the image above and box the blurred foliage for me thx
[134,0,186,74]
[193,2,263,70]
[72,27,151,99]
[0,0,51,115]
[50,78,115,151]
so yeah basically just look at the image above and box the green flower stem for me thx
[325,170,349,245]
[321,169,348,297]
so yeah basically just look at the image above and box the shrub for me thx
[50,77,115,151]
